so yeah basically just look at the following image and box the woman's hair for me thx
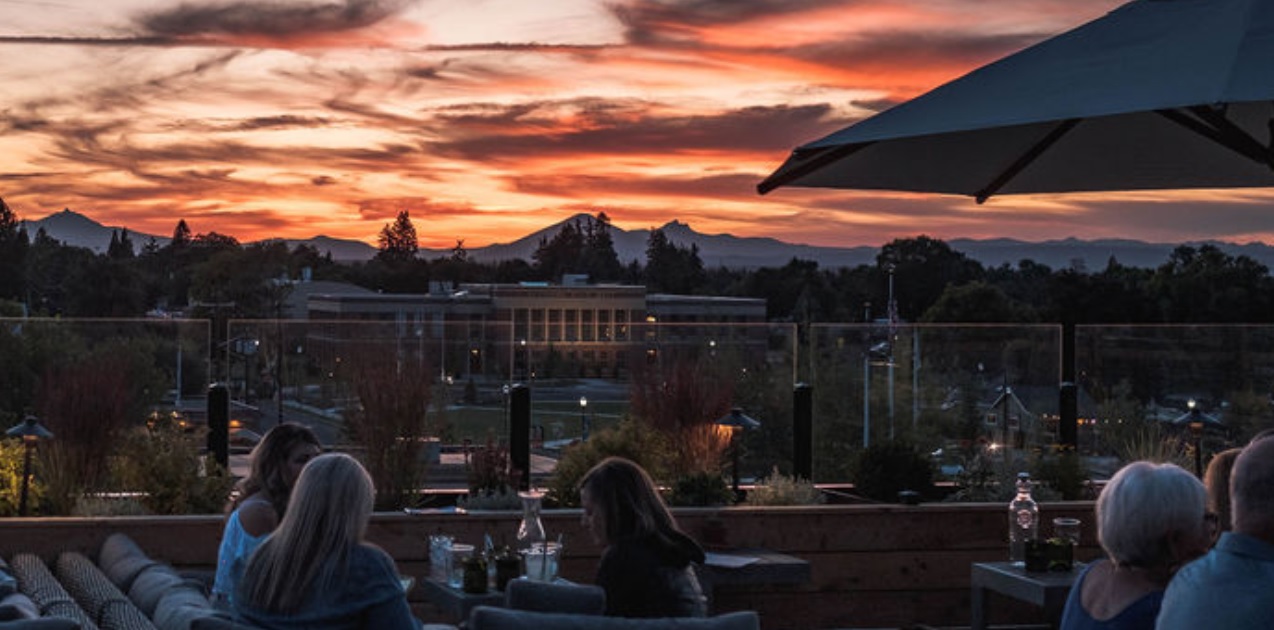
[232,422,321,515]
[1204,447,1243,535]
[579,456,681,545]
[1097,460,1206,568]
[239,452,375,613]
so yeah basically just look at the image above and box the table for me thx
[418,577,504,622]
[699,548,811,612]
[970,561,1084,630]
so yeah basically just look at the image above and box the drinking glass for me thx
[1053,518,1081,546]
[449,543,475,588]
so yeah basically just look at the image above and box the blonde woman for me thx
[235,453,417,629]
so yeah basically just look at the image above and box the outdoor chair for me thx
[467,607,759,630]
[503,579,605,615]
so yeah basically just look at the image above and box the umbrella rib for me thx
[756,142,873,195]
[1156,106,1274,168]
[974,118,1081,204]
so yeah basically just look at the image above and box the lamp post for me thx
[716,407,761,502]
[579,396,590,442]
[6,415,54,517]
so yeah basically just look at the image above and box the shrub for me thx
[545,419,670,508]
[745,467,824,506]
[344,350,436,510]
[0,439,46,516]
[666,471,734,507]
[852,440,935,503]
[109,416,236,515]
[1030,445,1088,500]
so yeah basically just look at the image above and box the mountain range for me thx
[20,208,1274,272]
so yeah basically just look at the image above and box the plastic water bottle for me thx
[1008,471,1039,566]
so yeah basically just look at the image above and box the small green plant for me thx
[1030,445,1089,500]
[1,440,46,516]
[467,434,516,495]
[666,471,734,507]
[457,486,522,511]
[745,467,824,506]
[852,440,935,503]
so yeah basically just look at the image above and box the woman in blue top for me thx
[1059,461,1212,630]
[211,423,320,610]
[235,452,417,630]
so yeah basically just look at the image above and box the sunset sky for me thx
[4,0,1274,250]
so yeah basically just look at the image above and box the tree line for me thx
[4,199,1274,324]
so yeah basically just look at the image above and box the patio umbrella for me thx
[757,0,1274,202]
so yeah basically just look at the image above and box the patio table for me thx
[970,561,1084,630]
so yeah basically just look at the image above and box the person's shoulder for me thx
[235,498,279,537]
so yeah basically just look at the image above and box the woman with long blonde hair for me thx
[235,453,416,629]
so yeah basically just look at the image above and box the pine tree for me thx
[171,220,192,248]
[0,197,29,301]
[376,210,418,264]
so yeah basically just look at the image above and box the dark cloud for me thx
[431,101,847,162]
[312,175,337,186]
[608,0,846,44]
[235,115,331,131]
[512,172,763,200]
[355,197,479,221]
[138,0,416,40]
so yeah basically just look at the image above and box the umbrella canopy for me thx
[758,0,1274,202]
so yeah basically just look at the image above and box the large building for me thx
[305,280,766,380]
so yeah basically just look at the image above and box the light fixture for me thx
[6,415,54,517]
[715,408,761,501]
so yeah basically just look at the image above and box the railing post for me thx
[509,384,531,490]
[1059,321,1078,448]
[793,383,813,480]
[207,383,229,470]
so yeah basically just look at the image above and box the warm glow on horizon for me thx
[4,0,1274,250]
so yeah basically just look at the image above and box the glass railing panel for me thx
[1077,324,1274,478]
[807,324,1062,485]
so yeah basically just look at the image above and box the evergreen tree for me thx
[171,220,192,248]
[107,229,135,259]
[0,197,29,302]
[581,212,623,282]
[532,220,585,281]
[376,210,418,264]
[645,228,704,294]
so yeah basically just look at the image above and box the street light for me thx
[716,407,761,501]
[6,415,54,517]
[579,396,590,442]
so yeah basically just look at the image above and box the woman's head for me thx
[278,452,375,544]
[1097,461,1209,570]
[237,423,321,512]
[578,457,676,546]
[241,452,375,612]
[1204,447,1242,539]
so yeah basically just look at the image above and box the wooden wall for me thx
[0,502,1099,629]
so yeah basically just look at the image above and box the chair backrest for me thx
[503,580,605,615]
[468,606,760,630]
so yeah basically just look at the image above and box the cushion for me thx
[503,580,605,615]
[0,557,17,599]
[126,567,184,618]
[152,586,214,630]
[55,551,156,630]
[6,555,97,630]
[98,535,159,594]
[0,619,82,630]
[0,593,39,621]
[468,607,760,630]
